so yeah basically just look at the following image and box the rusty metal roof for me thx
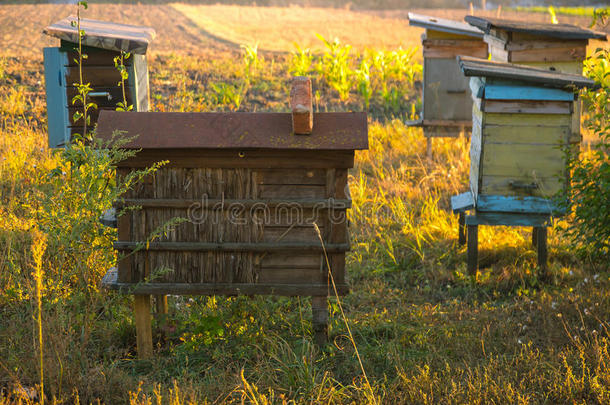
[44,17,156,55]
[458,56,598,89]
[465,16,607,41]
[408,13,483,38]
[96,111,368,150]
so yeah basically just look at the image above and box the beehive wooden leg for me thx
[426,136,432,160]
[467,225,478,275]
[458,212,466,245]
[134,294,153,359]
[155,295,168,315]
[311,296,328,345]
[536,227,548,273]
[531,227,538,247]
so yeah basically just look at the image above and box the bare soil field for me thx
[0,3,607,58]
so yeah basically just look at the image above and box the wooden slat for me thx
[484,81,574,101]
[66,86,134,108]
[480,175,564,197]
[481,100,571,114]
[43,47,70,148]
[65,66,123,87]
[465,212,551,226]
[483,125,570,144]
[451,192,475,212]
[423,45,487,59]
[469,111,483,197]
[118,150,356,169]
[509,45,586,63]
[261,253,321,268]
[257,169,326,185]
[258,267,323,284]
[408,13,484,38]
[263,226,322,243]
[481,143,565,177]
[258,184,326,199]
[116,198,350,209]
[476,195,559,214]
[114,241,349,252]
[483,112,571,127]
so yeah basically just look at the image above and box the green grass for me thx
[0,38,609,404]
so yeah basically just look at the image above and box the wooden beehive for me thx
[97,110,368,355]
[464,16,606,75]
[43,17,155,148]
[408,13,487,141]
[451,56,596,274]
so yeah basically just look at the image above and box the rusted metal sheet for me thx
[44,17,156,55]
[465,16,607,41]
[96,111,368,150]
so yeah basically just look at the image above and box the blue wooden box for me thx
[452,57,597,273]
[43,17,155,148]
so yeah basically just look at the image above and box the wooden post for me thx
[536,226,548,273]
[458,212,466,245]
[311,296,328,345]
[467,225,478,275]
[134,294,153,359]
[531,227,538,247]
[155,295,168,315]
[426,136,432,160]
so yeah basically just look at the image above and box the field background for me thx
[1,1,610,404]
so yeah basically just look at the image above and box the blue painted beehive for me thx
[451,56,597,273]
[43,17,155,147]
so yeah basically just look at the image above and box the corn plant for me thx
[210,82,244,111]
[289,44,313,76]
[316,34,354,102]
[356,60,371,109]
[241,43,260,75]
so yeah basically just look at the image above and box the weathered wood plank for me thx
[105,282,349,296]
[43,47,70,148]
[476,195,560,214]
[482,100,572,115]
[484,82,574,101]
[467,225,478,275]
[258,184,326,199]
[257,169,326,185]
[117,150,356,169]
[480,175,564,197]
[509,45,586,63]
[465,212,551,226]
[114,241,350,252]
[483,113,571,127]
[258,267,323,284]
[483,125,570,144]
[481,142,565,177]
[451,191,475,212]
[290,77,313,135]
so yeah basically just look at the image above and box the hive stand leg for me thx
[467,225,478,276]
[311,296,328,346]
[134,294,153,359]
[458,212,466,245]
[426,136,432,160]
[155,295,168,316]
[531,227,538,247]
[536,227,548,274]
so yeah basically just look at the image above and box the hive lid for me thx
[96,111,369,150]
[458,56,598,89]
[464,16,607,41]
[43,16,156,55]
[408,13,484,38]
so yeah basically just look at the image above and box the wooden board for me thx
[483,80,575,101]
[481,142,565,178]
[408,13,484,38]
[465,212,551,226]
[424,58,474,121]
[476,195,559,214]
[469,110,483,197]
[481,100,571,115]
[480,175,564,197]
[483,112,571,127]
[117,150,356,169]
[43,47,70,148]
[483,125,570,144]
[509,45,586,63]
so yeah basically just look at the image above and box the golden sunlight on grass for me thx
[170,4,422,52]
